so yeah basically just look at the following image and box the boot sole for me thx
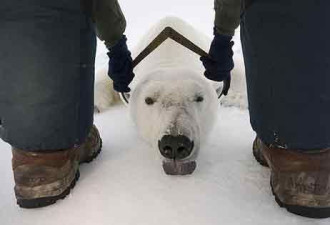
[270,180,330,218]
[17,171,80,209]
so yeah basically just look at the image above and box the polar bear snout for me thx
[158,135,194,160]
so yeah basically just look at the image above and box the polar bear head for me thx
[129,67,219,174]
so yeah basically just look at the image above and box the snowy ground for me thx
[1,0,329,224]
[1,107,329,225]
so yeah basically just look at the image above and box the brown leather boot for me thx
[253,137,330,218]
[12,125,102,208]
[78,125,102,164]
[252,137,269,167]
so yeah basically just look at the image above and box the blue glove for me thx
[200,32,234,82]
[107,35,135,92]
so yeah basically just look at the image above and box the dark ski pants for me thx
[241,0,330,150]
[0,1,96,151]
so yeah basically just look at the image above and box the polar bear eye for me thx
[195,96,204,103]
[145,97,155,105]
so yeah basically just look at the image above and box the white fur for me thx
[130,68,218,162]
[94,68,121,112]
[94,17,247,162]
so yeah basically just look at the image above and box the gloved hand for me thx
[200,31,234,82]
[107,35,135,92]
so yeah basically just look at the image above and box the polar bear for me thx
[94,17,246,175]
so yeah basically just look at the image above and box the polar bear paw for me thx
[94,77,122,113]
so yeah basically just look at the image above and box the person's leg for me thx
[0,1,82,150]
[0,1,101,208]
[241,0,330,218]
[78,15,97,145]
[77,14,103,166]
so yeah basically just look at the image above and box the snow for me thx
[1,107,329,225]
[0,0,329,224]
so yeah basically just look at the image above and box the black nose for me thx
[158,135,194,160]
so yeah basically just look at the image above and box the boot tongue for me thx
[162,160,196,175]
